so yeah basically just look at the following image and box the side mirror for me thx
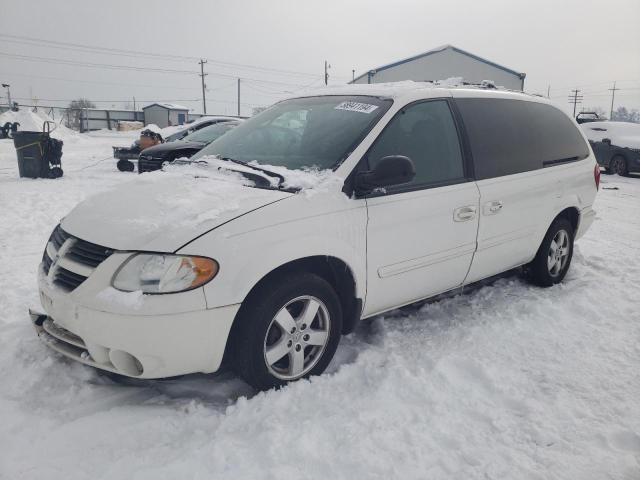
[602,138,611,145]
[355,155,416,195]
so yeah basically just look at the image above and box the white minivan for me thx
[31,83,599,390]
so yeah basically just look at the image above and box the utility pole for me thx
[237,78,241,117]
[609,81,619,120]
[324,60,330,85]
[546,85,550,98]
[133,96,136,111]
[199,59,208,114]
[352,69,355,83]
[568,89,583,117]
[1,83,11,107]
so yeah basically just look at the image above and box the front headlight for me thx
[112,254,218,294]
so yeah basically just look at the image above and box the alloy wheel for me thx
[263,295,330,380]
[547,229,570,277]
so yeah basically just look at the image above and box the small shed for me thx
[142,103,189,128]
[352,45,526,91]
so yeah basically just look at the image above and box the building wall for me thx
[143,106,188,127]
[353,48,523,90]
[143,105,169,128]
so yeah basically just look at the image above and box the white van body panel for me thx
[32,84,598,379]
[363,182,479,316]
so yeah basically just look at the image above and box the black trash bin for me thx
[12,122,63,179]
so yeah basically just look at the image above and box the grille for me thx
[42,224,69,275]
[138,155,164,173]
[54,267,88,291]
[66,238,113,268]
[41,224,114,291]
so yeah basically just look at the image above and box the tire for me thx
[230,272,343,391]
[526,217,574,287]
[116,159,135,172]
[611,155,628,176]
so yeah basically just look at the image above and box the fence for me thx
[1,103,238,132]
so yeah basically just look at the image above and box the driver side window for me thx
[367,100,466,190]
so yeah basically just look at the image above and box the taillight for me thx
[594,163,601,190]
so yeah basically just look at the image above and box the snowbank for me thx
[0,108,80,142]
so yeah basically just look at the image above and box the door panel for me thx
[465,169,559,283]
[361,98,479,316]
[364,183,479,316]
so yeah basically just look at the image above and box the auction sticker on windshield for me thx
[334,101,379,114]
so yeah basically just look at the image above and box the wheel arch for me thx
[555,206,580,233]
[235,255,361,335]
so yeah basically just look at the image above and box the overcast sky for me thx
[1,0,639,117]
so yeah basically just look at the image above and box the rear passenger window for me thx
[456,98,590,180]
[367,100,465,190]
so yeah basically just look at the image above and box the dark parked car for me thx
[114,117,240,171]
[581,121,640,176]
[576,112,602,124]
[138,120,240,173]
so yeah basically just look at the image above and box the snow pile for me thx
[248,161,344,195]
[95,287,144,310]
[195,155,344,195]
[581,121,640,149]
[0,108,80,142]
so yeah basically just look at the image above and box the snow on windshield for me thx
[191,155,344,196]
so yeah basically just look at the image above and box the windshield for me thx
[182,121,238,143]
[191,95,392,170]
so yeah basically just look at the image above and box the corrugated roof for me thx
[352,45,525,83]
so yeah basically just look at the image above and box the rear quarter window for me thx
[456,98,590,180]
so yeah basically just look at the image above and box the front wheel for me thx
[526,217,574,287]
[116,159,135,172]
[611,155,628,176]
[230,273,343,390]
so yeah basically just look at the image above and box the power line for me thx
[0,33,331,80]
[0,51,324,89]
[0,70,201,90]
[0,52,199,75]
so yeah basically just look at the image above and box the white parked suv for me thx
[30,83,599,390]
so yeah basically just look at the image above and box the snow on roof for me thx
[580,121,640,149]
[142,103,189,111]
[352,44,525,84]
[287,79,538,102]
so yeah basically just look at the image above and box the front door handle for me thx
[483,200,503,215]
[453,205,477,222]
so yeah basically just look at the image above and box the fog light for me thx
[108,349,144,376]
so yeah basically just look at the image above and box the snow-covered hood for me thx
[61,166,292,252]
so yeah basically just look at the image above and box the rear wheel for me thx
[230,273,342,390]
[611,155,628,176]
[526,217,574,287]
[116,159,135,172]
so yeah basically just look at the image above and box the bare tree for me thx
[66,98,96,130]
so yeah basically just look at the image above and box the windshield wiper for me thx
[219,156,286,186]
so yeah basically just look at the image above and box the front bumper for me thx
[32,279,240,378]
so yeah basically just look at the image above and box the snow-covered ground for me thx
[0,131,639,479]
